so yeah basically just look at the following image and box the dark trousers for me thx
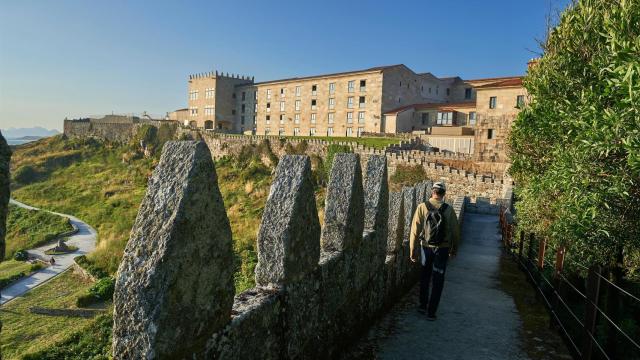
[419,246,449,316]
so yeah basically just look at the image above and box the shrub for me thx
[390,164,427,191]
[30,263,43,272]
[76,277,115,307]
[74,255,108,279]
[14,250,28,261]
[13,165,41,184]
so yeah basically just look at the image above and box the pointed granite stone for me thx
[255,155,320,286]
[112,141,234,359]
[321,153,364,252]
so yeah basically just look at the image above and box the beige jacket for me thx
[409,198,461,256]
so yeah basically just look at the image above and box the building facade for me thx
[183,64,526,140]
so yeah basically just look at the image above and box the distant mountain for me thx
[1,127,60,139]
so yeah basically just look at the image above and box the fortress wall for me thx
[63,119,176,143]
[112,143,472,359]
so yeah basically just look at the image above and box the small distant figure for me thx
[50,257,55,266]
[410,182,460,321]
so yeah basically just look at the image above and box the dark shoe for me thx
[417,306,427,315]
[426,314,437,321]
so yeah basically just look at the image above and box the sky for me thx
[0,0,570,131]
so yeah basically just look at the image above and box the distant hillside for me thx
[1,127,60,139]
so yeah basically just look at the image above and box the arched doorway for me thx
[204,120,214,130]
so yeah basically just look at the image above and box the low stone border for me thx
[29,306,104,318]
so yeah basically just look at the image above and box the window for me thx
[189,90,199,100]
[357,127,364,137]
[294,113,300,124]
[465,88,472,99]
[329,82,335,94]
[295,86,301,97]
[358,111,365,124]
[254,103,258,112]
[516,95,525,108]
[360,80,366,92]
[205,88,215,99]
[446,88,450,96]
[231,109,236,115]
[346,127,353,136]
[329,97,335,110]
[279,127,284,135]
[436,112,453,125]
[327,127,334,136]
[294,127,300,136]
[240,126,244,133]
[254,91,258,100]
[232,93,236,99]
[279,114,284,124]
[469,112,476,125]
[266,102,271,112]
[265,127,270,135]
[421,113,428,125]
[347,112,353,123]
[359,96,365,108]
[347,96,354,109]
[295,100,301,111]
[280,88,286,97]
[204,120,213,130]
[310,127,316,136]
[429,87,432,94]
[266,89,272,100]
[311,113,316,124]
[397,97,401,103]
[488,129,495,139]
[241,116,245,125]
[328,113,334,124]
[489,96,497,109]
[280,101,285,112]
[266,115,271,124]
[242,92,246,101]
[253,115,257,124]
[311,84,317,96]
[204,106,214,116]
[190,107,198,116]
[311,99,317,110]
[241,104,245,113]
[348,80,355,93]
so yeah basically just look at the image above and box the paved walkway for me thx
[1,199,97,305]
[346,213,569,360]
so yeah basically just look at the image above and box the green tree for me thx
[509,0,640,275]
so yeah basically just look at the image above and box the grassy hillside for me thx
[5,203,73,259]
[0,271,100,359]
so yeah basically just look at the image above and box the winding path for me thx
[0,199,97,305]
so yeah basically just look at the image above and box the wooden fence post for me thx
[537,237,547,269]
[518,231,524,259]
[583,266,602,360]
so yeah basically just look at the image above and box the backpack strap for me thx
[439,202,449,214]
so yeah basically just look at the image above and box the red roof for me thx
[473,77,524,89]
[251,64,403,86]
[384,101,476,115]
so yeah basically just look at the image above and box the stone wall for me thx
[112,141,469,359]
[63,118,177,143]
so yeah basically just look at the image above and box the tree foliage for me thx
[509,0,640,276]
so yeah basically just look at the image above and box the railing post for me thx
[537,237,546,269]
[583,266,602,360]
[518,231,524,259]
[550,246,566,329]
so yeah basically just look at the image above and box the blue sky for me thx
[0,0,570,131]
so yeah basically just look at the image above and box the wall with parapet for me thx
[63,118,177,143]
[112,142,468,359]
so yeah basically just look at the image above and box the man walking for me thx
[409,182,460,320]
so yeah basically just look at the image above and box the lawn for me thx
[0,270,103,359]
[5,203,73,260]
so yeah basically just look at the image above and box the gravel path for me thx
[0,199,97,305]
[345,213,568,360]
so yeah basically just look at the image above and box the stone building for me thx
[182,65,522,137]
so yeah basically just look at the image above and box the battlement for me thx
[188,70,254,82]
[111,141,469,359]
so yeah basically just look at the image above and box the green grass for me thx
[5,203,73,260]
[0,270,102,359]
[0,260,44,289]
[44,245,78,255]
[284,135,402,149]
[11,135,155,274]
